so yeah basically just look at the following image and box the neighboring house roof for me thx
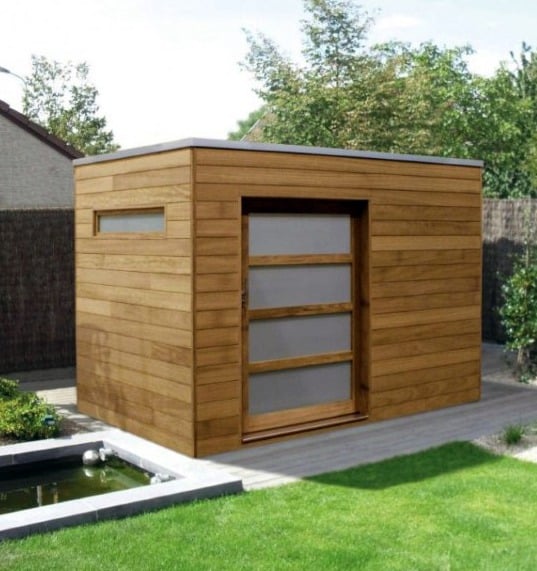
[0,99,84,159]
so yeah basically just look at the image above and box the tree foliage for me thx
[22,55,118,155]
[239,0,537,198]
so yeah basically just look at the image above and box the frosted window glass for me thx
[249,362,351,414]
[249,264,351,309]
[249,313,351,362]
[98,210,164,233]
[249,213,350,255]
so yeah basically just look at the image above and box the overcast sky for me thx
[1,0,535,150]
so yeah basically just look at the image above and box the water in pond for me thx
[0,455,151,514]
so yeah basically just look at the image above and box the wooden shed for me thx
[73,139,483,457]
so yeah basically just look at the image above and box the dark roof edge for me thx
[73,137,483,168]
[0,99,84,160]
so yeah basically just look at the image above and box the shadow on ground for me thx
[306,442,501,490]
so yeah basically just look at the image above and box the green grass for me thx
[3,442,537,570]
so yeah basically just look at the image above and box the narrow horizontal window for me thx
[97,208,165,234]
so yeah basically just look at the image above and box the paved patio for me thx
[8,343,537,490]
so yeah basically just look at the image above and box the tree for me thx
[228,107,266,141]
[240,0,537,197]
[22,55,118,155]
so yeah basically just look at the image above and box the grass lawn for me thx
[2,442,537,570]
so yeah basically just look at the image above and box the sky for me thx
[1,0,535,151]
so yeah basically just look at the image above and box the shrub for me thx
[0,392,61,440]
[499,246,537,381]
[0,377,20,400]
[502,424,525,446]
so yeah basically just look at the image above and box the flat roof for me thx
[73,137,483,168]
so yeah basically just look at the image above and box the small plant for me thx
[0,379,61,441]
[502,424,525,446]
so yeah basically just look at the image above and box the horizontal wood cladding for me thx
[75,145,481,457]
[190,146,481,456]
[194,148,481,181]
[75,149,191,180]
[74,149,195,455]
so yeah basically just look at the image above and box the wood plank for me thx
[249,303,352,320]
[249,351,353,374]
[196,273,240,293]
[77,310,192,347]
[196,165,480,193]
[372,305,481,330]
[75,208,93,224]
[77,355,193,402]
[196,435,241,456]
[76,237,191,256]
[373,291,481,315]
[371,387,480,421]
[77,326,192,366]
[371,346,480,377]
[77,282,191,311]
[195,236,239,256]
[372,332,480,361]
[196,201,239,219]
[196,183,481,207]
[371,263,480,283]
[372,205,481,221]
[372,360,480,392]
[167,220,191,238]
[77,368,193,419]
[78,399,194,456]
[196,255,239,274]
[76,185,190,209]
[196,345,241,367]
[372,277,480,299]
[196,327,240,348]
[77,267,192,294]
[371,318,481,346]
[245,400,354,433]
[372,249,481,267]
[196,416,241,439]
[196,364,240,385]
[370,373,479,409]
[194,148,482,181]
[196,219,239,237]
[372,220,481,236]
[112,167,190,192]
[77,340,192,384]
[372,235,481,251]
[76,298,192,330]
[76,223,93,238]
[77,253,190,274]
[79,384,193,439]
[196,399,241,422]
[196,381,241,403]
[167,202,191,220]
[196,291,238,311]
[249,254,352,266]
[75,149,191,180]
[196,308,240,329]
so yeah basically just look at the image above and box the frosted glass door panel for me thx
[249,313,351,362]
[249,264,351,309]
[249,213,350,255]
[249,362,351,415]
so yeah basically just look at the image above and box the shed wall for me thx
[192,148,482,455]
[74,149,195,455]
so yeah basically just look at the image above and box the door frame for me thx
[241,198,370,441]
